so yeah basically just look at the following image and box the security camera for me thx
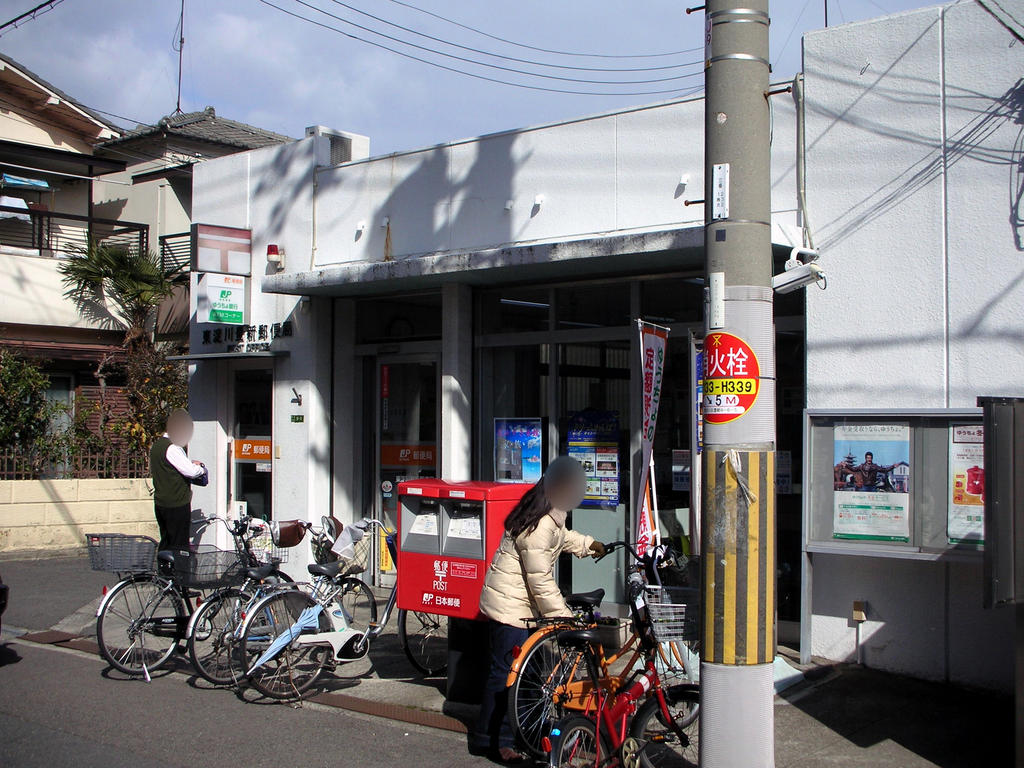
[772,247,826,293]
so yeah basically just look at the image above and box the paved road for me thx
[0,640,483,768]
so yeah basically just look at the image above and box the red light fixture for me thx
[266,244,280,257]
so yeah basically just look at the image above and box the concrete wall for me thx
[803,2,1022,689]
[0,479,158,552]
[0,251,119,330]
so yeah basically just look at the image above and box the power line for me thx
[0,0,65,35]
[383,0,702,59]
[279,0,704,86]
[322,0,701,72]
[259,0,700,97]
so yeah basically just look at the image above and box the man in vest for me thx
[150,409,207,550]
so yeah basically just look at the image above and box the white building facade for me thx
[185,1,1021,690]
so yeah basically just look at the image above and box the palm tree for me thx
[59,243,177,349]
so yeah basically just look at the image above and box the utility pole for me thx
[700,1,776,767]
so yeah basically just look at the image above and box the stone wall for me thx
[0,479,158,552]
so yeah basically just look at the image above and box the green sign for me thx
[204,273,245,325]
[291,414,304,423]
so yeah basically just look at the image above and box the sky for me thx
[0,0,942,155]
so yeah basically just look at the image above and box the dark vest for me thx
[150,435,192,508]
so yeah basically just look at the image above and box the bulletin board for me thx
[803,409,984,559]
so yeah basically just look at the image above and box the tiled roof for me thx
[100,107,293,150]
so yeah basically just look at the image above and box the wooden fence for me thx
[0,447,148,481]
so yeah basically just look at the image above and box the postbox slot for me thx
[442,500,485,560]
[401,496,441,554]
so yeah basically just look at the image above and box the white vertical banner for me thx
[636,320,669,556]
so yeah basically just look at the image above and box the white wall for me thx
[188,136,334,577]
[803,2,1022,688]
[306,94,800,267]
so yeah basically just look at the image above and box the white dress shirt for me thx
[164,433,205,479]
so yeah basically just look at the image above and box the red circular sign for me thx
[703,332,760,424]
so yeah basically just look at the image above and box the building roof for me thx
[100,107,294,151]
[0,51,121,140]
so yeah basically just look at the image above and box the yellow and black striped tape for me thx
[701,449,776,665]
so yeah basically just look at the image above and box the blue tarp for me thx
[0,173,49,190]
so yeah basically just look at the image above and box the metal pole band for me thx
[709,53,772,67]
[708,7,770,19]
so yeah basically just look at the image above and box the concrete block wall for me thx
[0,479,158,552]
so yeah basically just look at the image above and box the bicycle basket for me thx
[170,546,245,589]
[249,527,288,565]
[85,533,157,573]
[644,585,700,643]
[336,533,370,577]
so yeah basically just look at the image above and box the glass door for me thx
[376,357,438,585]
[232,368,273,521]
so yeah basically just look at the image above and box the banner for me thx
[635,321,669,556]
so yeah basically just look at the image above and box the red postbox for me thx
[396,479,533,620]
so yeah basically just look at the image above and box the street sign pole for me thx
[699,1,776,766]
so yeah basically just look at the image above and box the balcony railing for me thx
[0,205,149,257]
[159,231,191,274]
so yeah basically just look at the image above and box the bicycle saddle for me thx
[246,563,276,581]
[557,628,602,649]
[566,589,605,609]
[307,561,342,578]
[157,551,176,566]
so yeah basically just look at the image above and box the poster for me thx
[833,424,911,542]
[567,411,620,508]
[672,449,691,492]
[636,321,669,554]
[776,450,793,495]
[494,418,543,483]
[948,424,985,544]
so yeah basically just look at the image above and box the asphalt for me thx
[0,553,1016,767]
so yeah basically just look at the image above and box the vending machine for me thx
[396,479,533,620]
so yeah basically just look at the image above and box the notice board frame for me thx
[799,407,985,664]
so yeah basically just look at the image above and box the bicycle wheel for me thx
[629,686,701,768]
[509,630,585,759]
[241,589,331,699]
[397,609,448,676]
[551,715,610,768]
[187,587,248,685]
[96,574,186,676]
[333,577,377,632]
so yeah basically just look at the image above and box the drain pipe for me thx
[793,73,815,250]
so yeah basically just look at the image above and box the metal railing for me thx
[0,446,149,480]
[0,206,149,257]
[159,231,191,274]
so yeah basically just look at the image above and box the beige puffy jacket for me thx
[479,509,595,627]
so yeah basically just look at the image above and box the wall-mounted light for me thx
[381,216,390,228]
[356,221,366,232]
[504,199,514,211]
[266,243,284,270]
[533,194,545,208]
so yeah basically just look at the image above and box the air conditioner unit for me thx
[305,126,370,165]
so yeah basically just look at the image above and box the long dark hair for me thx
[504,478,553,539]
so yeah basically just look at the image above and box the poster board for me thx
[494,418,544,483]
[566,411,620,509]
[804,409,984,558]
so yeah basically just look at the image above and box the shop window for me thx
[478,287,551,334]
[555,283,631,329]
[640,276,704,325]
[355,293,442,343]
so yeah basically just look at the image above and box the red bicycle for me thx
[546,543,700,768]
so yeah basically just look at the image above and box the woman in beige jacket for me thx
[471,456,606,763]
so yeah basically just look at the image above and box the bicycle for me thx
[545,543,701,768]
[90,514,290,681]
[508,542,699,759]
[237,518,448,700]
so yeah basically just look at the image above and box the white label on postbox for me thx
[448,490,466,498]
[407,487,423,495]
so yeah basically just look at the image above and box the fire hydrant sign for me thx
[703,332,759,423]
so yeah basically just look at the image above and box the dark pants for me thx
[154,503,191,550]
[473,620,530,752]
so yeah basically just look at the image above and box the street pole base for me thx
[700,661,775,767]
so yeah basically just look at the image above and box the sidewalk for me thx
[0,554,1014,766]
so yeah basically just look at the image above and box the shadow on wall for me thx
[812,70,1024,253]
